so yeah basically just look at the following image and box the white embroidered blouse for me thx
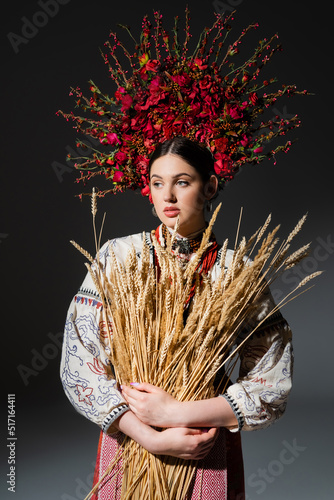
[60,230,293,434]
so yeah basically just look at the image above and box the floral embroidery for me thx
[250,376,273,388]
[87,358,106,376]
[75,384,93,406]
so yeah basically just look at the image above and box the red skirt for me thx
[91,428,245,500]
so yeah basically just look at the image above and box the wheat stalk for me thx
[73,205,322,500]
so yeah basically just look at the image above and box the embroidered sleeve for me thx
[222,287,294,432]
[60,239,130,435]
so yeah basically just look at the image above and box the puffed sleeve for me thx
[60,239,129,434]
[221,286,293,432]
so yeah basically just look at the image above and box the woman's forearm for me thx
[171,397,238,429]
[111,410,158,452]
[111,409,220,460]
[121,383,239,430]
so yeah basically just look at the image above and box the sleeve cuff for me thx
[101,404,129,434]
[220,393,244,432]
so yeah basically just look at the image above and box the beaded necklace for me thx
[161,224,209,255]
[154,224,219,306]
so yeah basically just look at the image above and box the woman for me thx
[60,136,293,499]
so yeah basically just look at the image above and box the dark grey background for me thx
[1,0,333,499]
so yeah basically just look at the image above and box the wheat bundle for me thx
[71,199,322,500]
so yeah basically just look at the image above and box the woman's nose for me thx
[163,185,176,202]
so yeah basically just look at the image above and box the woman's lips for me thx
[163,207,180,218]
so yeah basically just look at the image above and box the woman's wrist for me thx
[112,408,221,459]
[112,409,160,452]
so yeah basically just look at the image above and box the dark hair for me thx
[148,136,215,185]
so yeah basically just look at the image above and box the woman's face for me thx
[150,154,215,237]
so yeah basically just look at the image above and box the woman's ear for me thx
[204,175,218,200]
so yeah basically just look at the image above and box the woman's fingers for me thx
[121,384,178,427]
[121,383,158,404]
[127,382,159,393]
[157,427,219,460]
[188,427,219,459]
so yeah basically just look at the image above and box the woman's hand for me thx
[121,382,239,430]
[114,409,219,460]
[152,426,219,460]
[121,383,179,427]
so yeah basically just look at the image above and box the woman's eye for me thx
[177,180,189,186]
[152,182,162,188]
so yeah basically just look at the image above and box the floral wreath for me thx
[58,7,308,199]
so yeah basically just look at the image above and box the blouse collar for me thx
[159,223,212,255]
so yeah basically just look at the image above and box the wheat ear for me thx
[296,271,323,289]
[70,240,94,263]
[91,186,97,217]
[284,243,311,269]
[286,213,308,244]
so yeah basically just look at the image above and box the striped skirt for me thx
[91,428,245,500]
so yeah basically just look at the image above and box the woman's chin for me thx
[160,216,178,230]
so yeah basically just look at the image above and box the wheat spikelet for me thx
[246,227,261,249]
[246,213,272,257]
[131,359,138,383]
[151,232,168,278]
[193,304,214,341]
[286,213,308,244]
[109,247,129,301]
[133,269,143,297]
[224,237,246,287]
[296,271,323,289]
[141,270,154,314]
[256,213,272,243]
[283,243,310,268]
[257,225,281,259]
[108,245,122,276]
[223,260,234,289]
[219,238,229,270]
[125,244,138,275]
[70,240,94,263]
[223,236,247,288]
[165,289,172,312]
[91,187,97,217]
[197,326,215,357]
[203,354,223,387]
[159,326,175,366]
[230,236,247,278]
